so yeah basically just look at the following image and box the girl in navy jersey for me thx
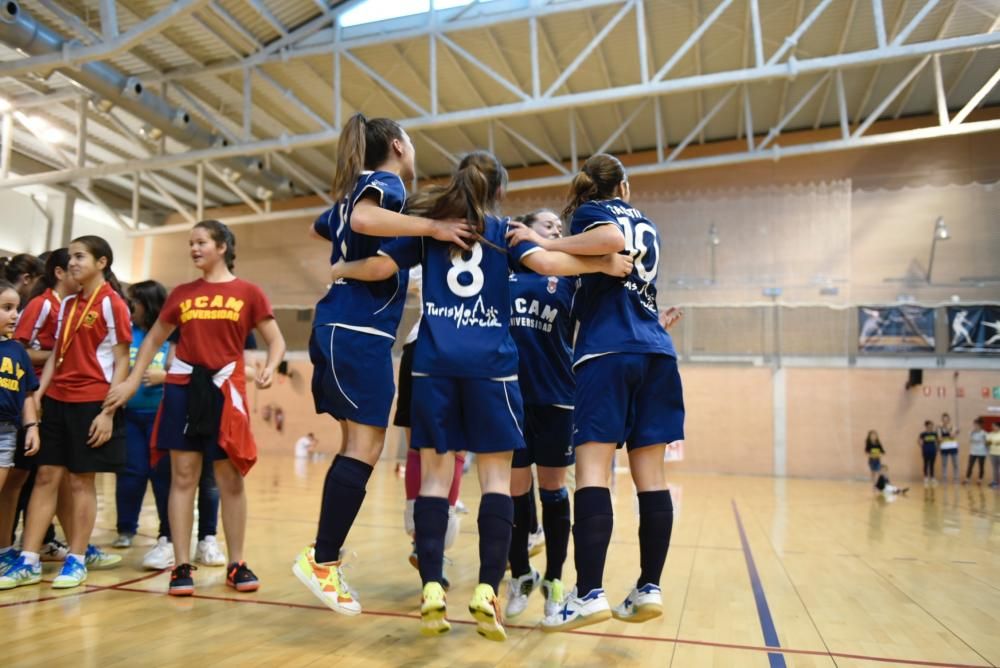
[105,221,286,596]
[505,209,576,620]
[330,151,632,640]
[296,113,470,615]
[508,153,685,632]
[0,236,131,590]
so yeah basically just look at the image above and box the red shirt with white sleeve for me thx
[46,282,132,403]
[159,278,273,384]
[14,288,62,376]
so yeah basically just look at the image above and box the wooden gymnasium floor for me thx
[4,452,1000,668]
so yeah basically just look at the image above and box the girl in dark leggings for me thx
[918,420,939,485]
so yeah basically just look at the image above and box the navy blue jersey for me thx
[382,216,540,379]
[570,198,676,364]
[509,269,575,406]
[0,339,38,424]
[312,171,409,338]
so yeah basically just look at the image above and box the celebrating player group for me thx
[295,113,685,641]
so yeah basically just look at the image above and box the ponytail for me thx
[331,113,408,201]
[405,151,507,254]
[28,247,70,301]
[562,153,626,220]
[194,220,237,271]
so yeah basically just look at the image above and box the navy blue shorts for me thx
[309,325,395,428]
[868,458,882,473]
[573,353,685,450]
[156,383,228,461]
[411,376,526,455]
[513,404,574,468]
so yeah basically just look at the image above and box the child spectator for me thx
[963,418,987,485]
[864,430,885,483]
[918,420,938,486]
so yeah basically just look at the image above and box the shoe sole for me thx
[0,577,41,590]
[420,604,450,637]
[51,576,87,590]
[88,560,123,571]
[612,602,663,623]
[469,606,507,642]
[541,608,612,633]
[144,562,175,571]
[291,561,361,616]
[168,586,194,597]
[227,579,260,593]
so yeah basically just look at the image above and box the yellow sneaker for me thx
[292,545,361,616]
[468,583,506,642]
[420,582,450,636]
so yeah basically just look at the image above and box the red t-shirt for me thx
[14,288,62,376]
[160,278,273,384]
[47,283,133,403]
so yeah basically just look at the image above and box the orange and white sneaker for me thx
[292,545,361,616]
[468,583,506,641]
[420,581,450,636]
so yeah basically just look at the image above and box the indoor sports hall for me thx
[1,1,999,666]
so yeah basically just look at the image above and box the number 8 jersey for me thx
[570,198,676,365]
[381,216,540,379]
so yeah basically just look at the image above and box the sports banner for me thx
[858,306,935,353]
[947,306,1000,354]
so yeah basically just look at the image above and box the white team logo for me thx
[547,277,558,294]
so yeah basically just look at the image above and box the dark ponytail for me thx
[194,220,237,271]
[405,150,507,253]
[563,153,626,220]
[331,112,407,201]
[71,235,125,298]
[28,247,70,300]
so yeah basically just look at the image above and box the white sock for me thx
[21,551,40,566]
[70,553,85,564]
[444,506,460,551]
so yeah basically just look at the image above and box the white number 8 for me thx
[447,242,485,297]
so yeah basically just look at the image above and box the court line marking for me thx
[732,499,786,668]
[0,570,163,609]
[98,584,991,668]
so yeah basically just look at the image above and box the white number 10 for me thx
[618,217,659,282]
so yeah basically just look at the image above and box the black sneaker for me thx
[226,561,259,592]
[168,563,196,596]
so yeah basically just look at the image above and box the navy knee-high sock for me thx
[573,487,613,595]
[637,490,674,588]
[540,487,570,582]
[414,496,449,585]
[478,493,514,592]
[527,481,539,534]
[314,455,373,563]
[507,492,533,578]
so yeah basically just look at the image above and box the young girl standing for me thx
[505,209,576,620]
[105,221,285,596]
[1,250,77,566]
[508,154,685,632]
[0,237,131,589]
[330,151,631,640]
[296,113,469,614]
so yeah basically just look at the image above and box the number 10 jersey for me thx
[570,198,676,366]
[381,216,541,379]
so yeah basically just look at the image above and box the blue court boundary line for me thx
[732,499,787,668]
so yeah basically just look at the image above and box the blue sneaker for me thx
[0,549,21,575]
[541,587,611,632]
[0,556,42,590]
[52,555,88,589]
[85,544,122,570]
[611,583,663,623]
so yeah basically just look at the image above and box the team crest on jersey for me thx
[547,277,558,294]
[83,310,99,327]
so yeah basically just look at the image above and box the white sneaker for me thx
[505,567,540,618]
[194,535,226,567]
[527,526,546,557]
[454,499,469,514]
[541,578,565,618]
[143,537,175,570]
[611,583,663,623]
[112,533,133,549]
[541,587,612,632]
